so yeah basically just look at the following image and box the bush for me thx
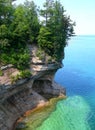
[1,48,30,70]
[0,69,3,76]
[10,75,18,84]
[10,70,31,84]
[20,70,31,78]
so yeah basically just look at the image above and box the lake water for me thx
[37,35,95,130]
[17,35,95,130]
[54,35,95,130]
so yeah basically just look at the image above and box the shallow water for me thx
[16,97,64,130]
[16,35,95,130]
[54,35,95,130]
[37,96,91,130]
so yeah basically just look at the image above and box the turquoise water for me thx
[36,35,95,130]
[36,96,91,130]
[17,35,95,130]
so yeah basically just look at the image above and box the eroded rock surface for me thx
[0,45,65,130]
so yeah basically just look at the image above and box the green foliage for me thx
[10,75,19,84]
[1,48,30,70]
[36,48,45,61]
[0,0,14,25]
[0,0,75,70]
[24,0,40,43]
[38,0,75,62]
[10,70,31,84]
[0,24,9,50]
[11,5,29,45]
[19,70,31,78]
[37,27,53,55]
[0,69,3,76]
[0,0,39,70]
[11,50,30,70]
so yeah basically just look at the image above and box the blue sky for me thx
[14,0,95,35]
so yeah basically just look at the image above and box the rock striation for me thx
[0,45,66,130]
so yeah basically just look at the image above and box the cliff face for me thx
[0,45,65,130]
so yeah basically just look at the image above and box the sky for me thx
[14,0,95,35]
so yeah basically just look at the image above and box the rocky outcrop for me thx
[0,45,66,130]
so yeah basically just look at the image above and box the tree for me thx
[0,0,14,25]
[0,0,75,70]
[24,0,40,43]
[0,0,39,69]
[0,0,14,52]
[10,5,28,47]
[11,1,40,45]
[38,0,75,62]
[38,26,53,54]
[40,0,54,26]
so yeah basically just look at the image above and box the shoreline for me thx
[15,95,66,130]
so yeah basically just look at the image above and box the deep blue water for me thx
[19,35,95,130]
[54,35,95,130]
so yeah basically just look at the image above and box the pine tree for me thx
[38,0,75,62]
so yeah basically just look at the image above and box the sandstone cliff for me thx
[0,45,65,130]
